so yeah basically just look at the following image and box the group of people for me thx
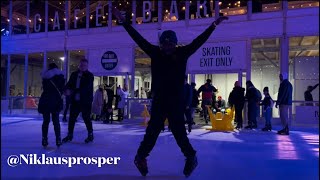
[38,59,95,147]
[38,59,131,149]
[90,84,129,123]
[228,73,293,135]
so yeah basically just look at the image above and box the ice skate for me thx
[134,155,148,176]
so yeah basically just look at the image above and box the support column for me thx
[65,1,70,34]
[24,53,28,112]
[246,39,252,81]
[108,0,112,31]
[158,0,162,28]
[6,55,11,100]
[43,51,47,70]
[86,0,90,30]
[215,0,219,19]
[238,72,242,87]
[247,0,252,20]
[185,0,190,27]
[45,1,48,36]
[131,47,135,97]
[64,50,69,80]
[190,74,195,83]
[26,1,30,36]
[132,0,137,26]
[280,0,289,75]
[9,1,12,37]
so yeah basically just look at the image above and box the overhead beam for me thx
[307,50,313,56]
[252,45,319,53]
[259,52,279,68]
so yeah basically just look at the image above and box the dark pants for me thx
[63,97,71,119]
[234,104,244,125]
[42,112,61,139]
[201,99,212,120]
[248,102,258,126]
[137,97,196,158]
[67,101,93,136]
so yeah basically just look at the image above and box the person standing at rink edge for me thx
[113,7,228,177]
[62,59,95,143]
[38,63,65,147]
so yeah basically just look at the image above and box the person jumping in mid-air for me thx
[113,8,228,177]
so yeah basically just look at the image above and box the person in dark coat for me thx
[228,81,245,129]
[245,80,259,129]
[276,73,293,135]
[113,7,228,177]
[104,84,115,124]
[304,83,319,106]
[62,59,94,143]
[38,63,65,147]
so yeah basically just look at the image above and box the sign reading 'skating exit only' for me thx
[101,51,118,70]
[187,41,247,73]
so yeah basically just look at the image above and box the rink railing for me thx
[1,97,319,126]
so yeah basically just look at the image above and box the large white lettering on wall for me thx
[96,5,102,27]
[88,48,133,76]
[143,1,152,23]
[187,41,247,73]
[169,1,179,19]
[34,14,41,32]
[29,1,215,32]
[53,11,60,30]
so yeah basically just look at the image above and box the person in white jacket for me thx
[91,85,108,121]
[140,87,147,99]
[117,85,129,121]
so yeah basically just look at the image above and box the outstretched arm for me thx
[182,16,228,58]
[310,83,319,92]
[113,8,156,57]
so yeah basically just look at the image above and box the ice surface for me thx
[1,116,319,180]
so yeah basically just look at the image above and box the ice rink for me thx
[1,115,319,180]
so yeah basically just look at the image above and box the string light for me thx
[182,6,185,10]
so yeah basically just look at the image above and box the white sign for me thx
[187,41,247,73]
[88,48,133,76]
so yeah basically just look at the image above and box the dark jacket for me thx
[246,86,258,104]
[277,79,293,106]
[184,83,193,107]
[217,100,226,109]
[122,22,215,102]
[191,88,199,108]
[38,68,65,114]
[106,88,114,108]
[198,83,218,100]
[260,96,273,110]
[228,86,245,106]
[65,70,94,105]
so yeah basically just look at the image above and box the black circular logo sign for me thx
[101,51,118,70]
